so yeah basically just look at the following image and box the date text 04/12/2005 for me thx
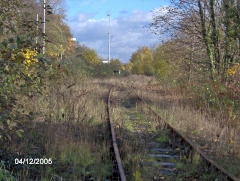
[15,158,52,165]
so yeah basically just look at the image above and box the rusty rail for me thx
[137,93,240,181]
[108,84,239,180]
[108,87,127,181]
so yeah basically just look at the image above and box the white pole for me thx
[43,0,46,54]
[107,14,111,63]
[60,44,63,61]
[36,13,39,45]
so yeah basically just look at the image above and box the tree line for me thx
[150,0,239,81]
[128,0,239,118]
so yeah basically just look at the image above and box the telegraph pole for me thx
[36,13,39,45]
[42,0,46,54]
[107,13,111,63]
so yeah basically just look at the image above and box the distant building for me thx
[71,37,77,41]
[101,58,110,64]
[70,37,77,48]
[102,60,109,64]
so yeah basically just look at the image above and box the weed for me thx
[156,134,169,143]
[0,161,15,181]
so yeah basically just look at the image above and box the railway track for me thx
[108,87,127,181]
[107,86,239,181]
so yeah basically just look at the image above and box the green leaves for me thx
[0,161,15,181]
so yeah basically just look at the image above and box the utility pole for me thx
[36,13,39,46]
[237,0,240,57]
[42,0,46,54]
[107,13,111,63]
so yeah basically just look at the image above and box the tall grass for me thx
[125,75,240,177]
[2,76,114,180]
[2,74,239,179]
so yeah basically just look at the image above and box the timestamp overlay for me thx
[15,158,52,165]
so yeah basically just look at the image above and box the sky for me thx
[64,0,170,63]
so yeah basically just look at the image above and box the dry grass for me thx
[123,75,240,177]
[3,74,239,179]
[56,75,237,179]
[118,75,240,156]
[97,75,240,177]
[3,76,115,180]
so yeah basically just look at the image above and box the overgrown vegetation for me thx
[0,0,114,180]
[130,75,240,178]
[109,78,233,180]
[67,44,129,78]
[128,0,240,137]
[1,0,240,180]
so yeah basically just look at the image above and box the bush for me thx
[0,39,47,143]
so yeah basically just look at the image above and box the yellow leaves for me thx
[130,47,153,64]
[23,59,32,67]
[47,49,59,57]
[10,48,38,77]
[130,46,153,74]
[83,49,99,65]
[226,63,240,76]
[133,170,143,181]
[121,65,126,71]
[11,48,38,67]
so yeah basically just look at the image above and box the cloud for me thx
[68,10,160,63]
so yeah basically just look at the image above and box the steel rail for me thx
[137,93,240,181]
[107,87,127,181]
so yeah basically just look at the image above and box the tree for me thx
[110,59,123,69]
[74,45,100,65]
[130,47,154,75]
[0,0,22,39]
[46,14,72,60]
[222,0,240,69]
[153,43,173,81]
[151,0,240,81]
